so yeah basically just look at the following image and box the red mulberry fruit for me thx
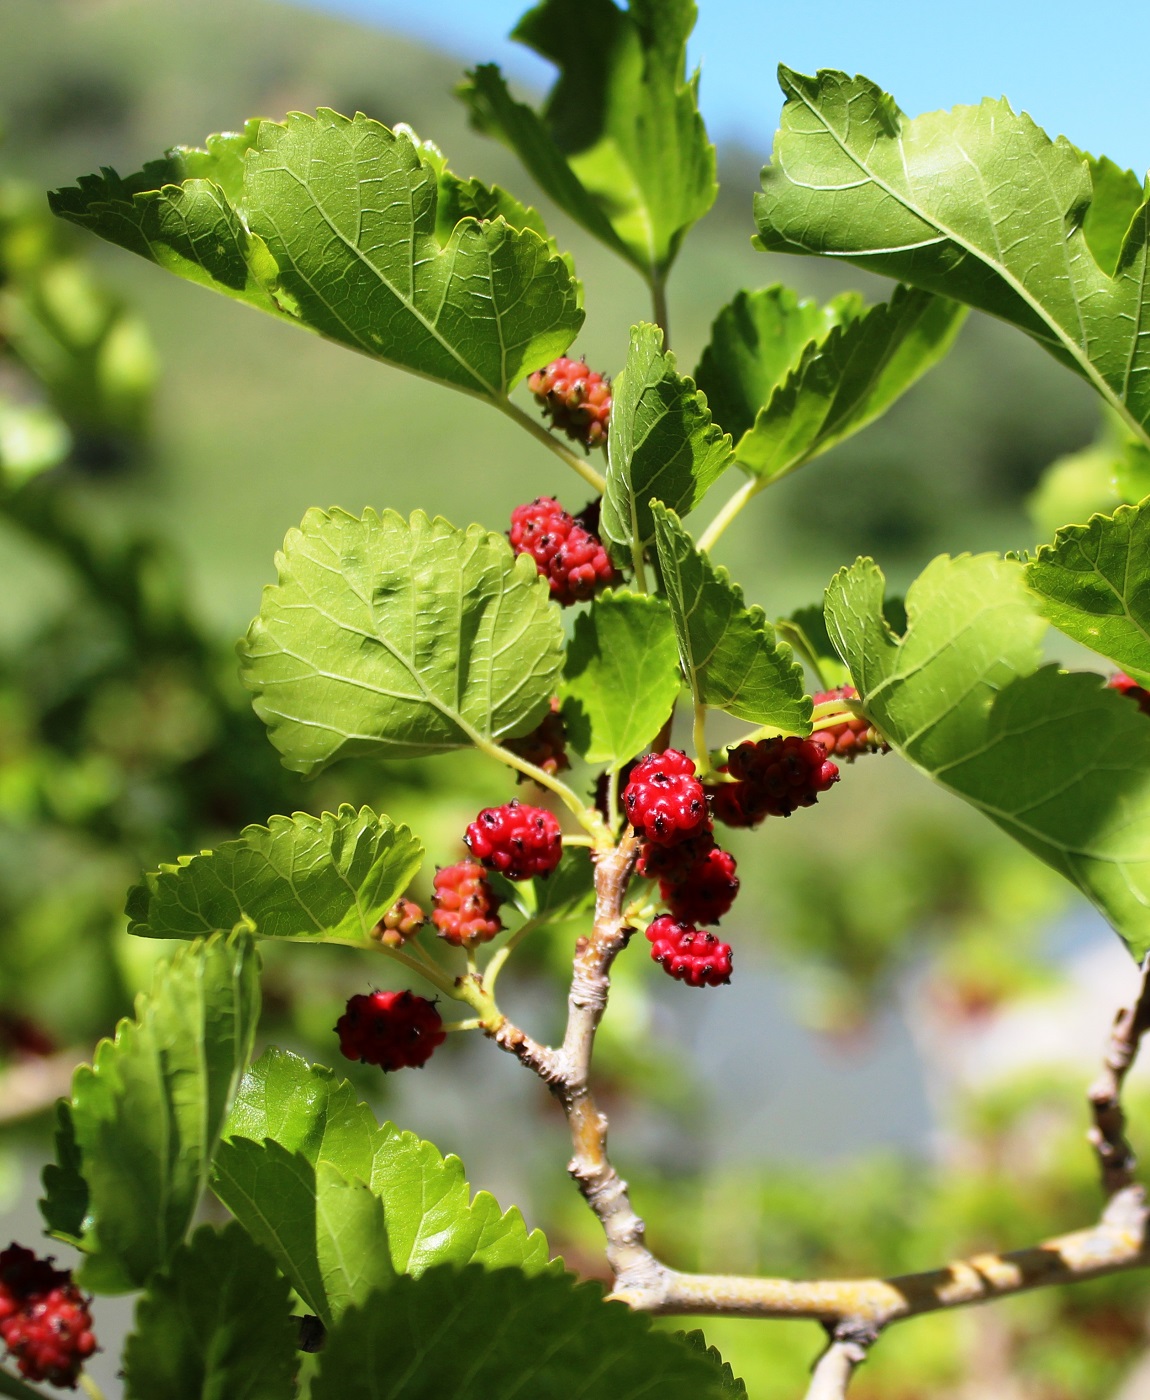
[335,990,446,1071]
[464,800,563,881]
[645,915,732,987]
[432,861,503,946]
[509,496,616,606]
[527,356,611,450]
[623,750,710,845]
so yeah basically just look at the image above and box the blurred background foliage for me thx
[0,1,1147,1396]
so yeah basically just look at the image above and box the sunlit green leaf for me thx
[219,1050,551,1278]
[41,934,260,1292]
[825,554,1150,956]
[461,0,716,283]
[51,111,582,399]
[601,324,732,559]
[125,805,422,946]
[653,504,810,730]
[240,509,564,774]
[123,1224,296,1400]
[562,590,681,769]
[754,68,1150,439]
[313,1266,746,1400]
[698,284,964,480]
[490,846,596,922]
[1026,502,1150,679]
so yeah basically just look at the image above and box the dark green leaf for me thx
[52,112,582,399]
[312,1266,745,1400]
[123,1224,296,1400]
[126,805,423,946]
[601,324,732,558]
[220,1050,551,1277]
[41,934,260,1292]
[653,504,810,730]
[754,68,1150,440]
[562,590,681,768]
[240,509,564,774]
[461,0,716,282]
[211,1141,395,1326]
[1026,502,1150,679]
[825,554,1150,956]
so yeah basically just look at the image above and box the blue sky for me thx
[293,0,1150,174]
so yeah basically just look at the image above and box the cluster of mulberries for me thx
[509,496,617,606]
[707,736,840,828]
[0,1245,96,1388]
[528,356,612,450]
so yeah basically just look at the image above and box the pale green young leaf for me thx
[123,1224,296,1400]
[1025,502,1150,680]
[240,509,564,774]
[313,1266,746,1400]
[754,69,1150,440]
[825,554,1150,956]
[776,604,852,691]
[220,1049,552,1278]
[41,933,260,1293]
[460,0,716,283]
[652,504,810,730]
[601,324,732,557]
[694,285,863,445]
[211,1142,395,1326]
[709,286,965,480]
[125,805,422,946]
[1026,438,1123,542]
[561,591,681,769]
[51,111,582,399]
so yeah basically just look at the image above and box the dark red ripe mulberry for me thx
[432,861,504,946]
[527,356,612,450]
[636,831,716,882]
[710,737,839,827]
[464,800,563,880]
[623,750,709,845]
[336,990,446,1072]
[645,915,732,987]
[661,845,739,926]
[0,1246,95,1389]
[809,686,888,761]
[1109,672,1150,715]
[507,697,570,777]
[509,496,616,606]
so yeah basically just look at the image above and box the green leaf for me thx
[561,590,681,769]
[218,1049,551,1277]
[125,805,422,946]
[825,554,1150,956]
[754,68,1150,440]
[51,111,582,400]
[775,604,851,691]
[41,933,260,1292]
[601,324,732,558]
[240,509,564,774]
[123,1224,296,1400]
[490,846,596,922]
[313,1266,745,1400]
[699,285,964,480]
[210,1141,395,1327]
[460,0,716,283]
[1026,502,1150,679]
[652,504,810,730]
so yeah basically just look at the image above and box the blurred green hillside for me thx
[0,0,1102,639]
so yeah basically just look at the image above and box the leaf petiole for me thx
[497,397,606,493]
[474,734,610,844]
[697,475,761,554]
[484,917,543,995]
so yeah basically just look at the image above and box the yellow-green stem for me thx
[378,943,462,1001]
[473,734,609,844]
[497,397,606,493]
[697,476,761,554]
[485,917,543,995]
[692,701,712,778]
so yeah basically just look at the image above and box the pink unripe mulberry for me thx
[464,800,563,881]
[645,915,732,987]
[623,749,710,845]
[432,861,503,946]
[809,686,888,761]
[509,496,616,606]
[335,990,445,1071]
[527,356,612,450]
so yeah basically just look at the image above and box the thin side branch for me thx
[1088,954,1150,1196]
[804,1335,870,1400]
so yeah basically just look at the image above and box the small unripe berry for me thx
[527,356,612,450]
[464,800,563,880]
[335,990,446,1071]
[509,496,616,606]
[371,897,426,948]
[809,686,888,761]
[645,915,732,987]
[623,750,709,845]
[506,697,570,777]
[432,861,503,946]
